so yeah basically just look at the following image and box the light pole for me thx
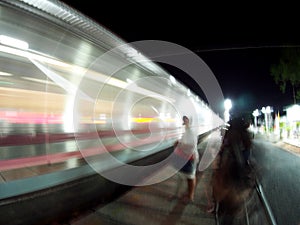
[261,106,272,134]
[252,109,259,133]
[224,99,232,123]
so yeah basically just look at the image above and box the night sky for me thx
[60,0,299,116]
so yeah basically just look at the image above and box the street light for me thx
[224,99,232,122]
[252,109,259,132]
[261,106,272,133]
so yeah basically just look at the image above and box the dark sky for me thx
[60,1,299,116]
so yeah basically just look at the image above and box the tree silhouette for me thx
[270,48,300,104]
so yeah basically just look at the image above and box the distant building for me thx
[283,104,300,138]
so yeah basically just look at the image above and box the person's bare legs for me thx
[187,177,196,201]
[181,178,195,203]
[206,187,216,213]
[206,173,216,213]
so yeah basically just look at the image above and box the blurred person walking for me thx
[210,117,257,224]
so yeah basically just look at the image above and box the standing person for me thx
[173,115,199,203]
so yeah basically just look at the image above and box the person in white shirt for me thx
[173,115,199,202]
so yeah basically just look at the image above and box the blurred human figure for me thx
[220,117,253,166]
[173,115,199,203]
[198,127,226,213]
[209,117,256,224]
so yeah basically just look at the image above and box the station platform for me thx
[69,165,216,225]
[66,135,220,225]
[66,133,271,225]
[0,131,274,225]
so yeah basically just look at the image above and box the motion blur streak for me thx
[0,0,222,197]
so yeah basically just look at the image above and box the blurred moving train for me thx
[0,0,223,205]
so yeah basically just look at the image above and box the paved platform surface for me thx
[66,138,218,225]
[69,170,216,225]
[65,132,277,225]
[64,132,273,225]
